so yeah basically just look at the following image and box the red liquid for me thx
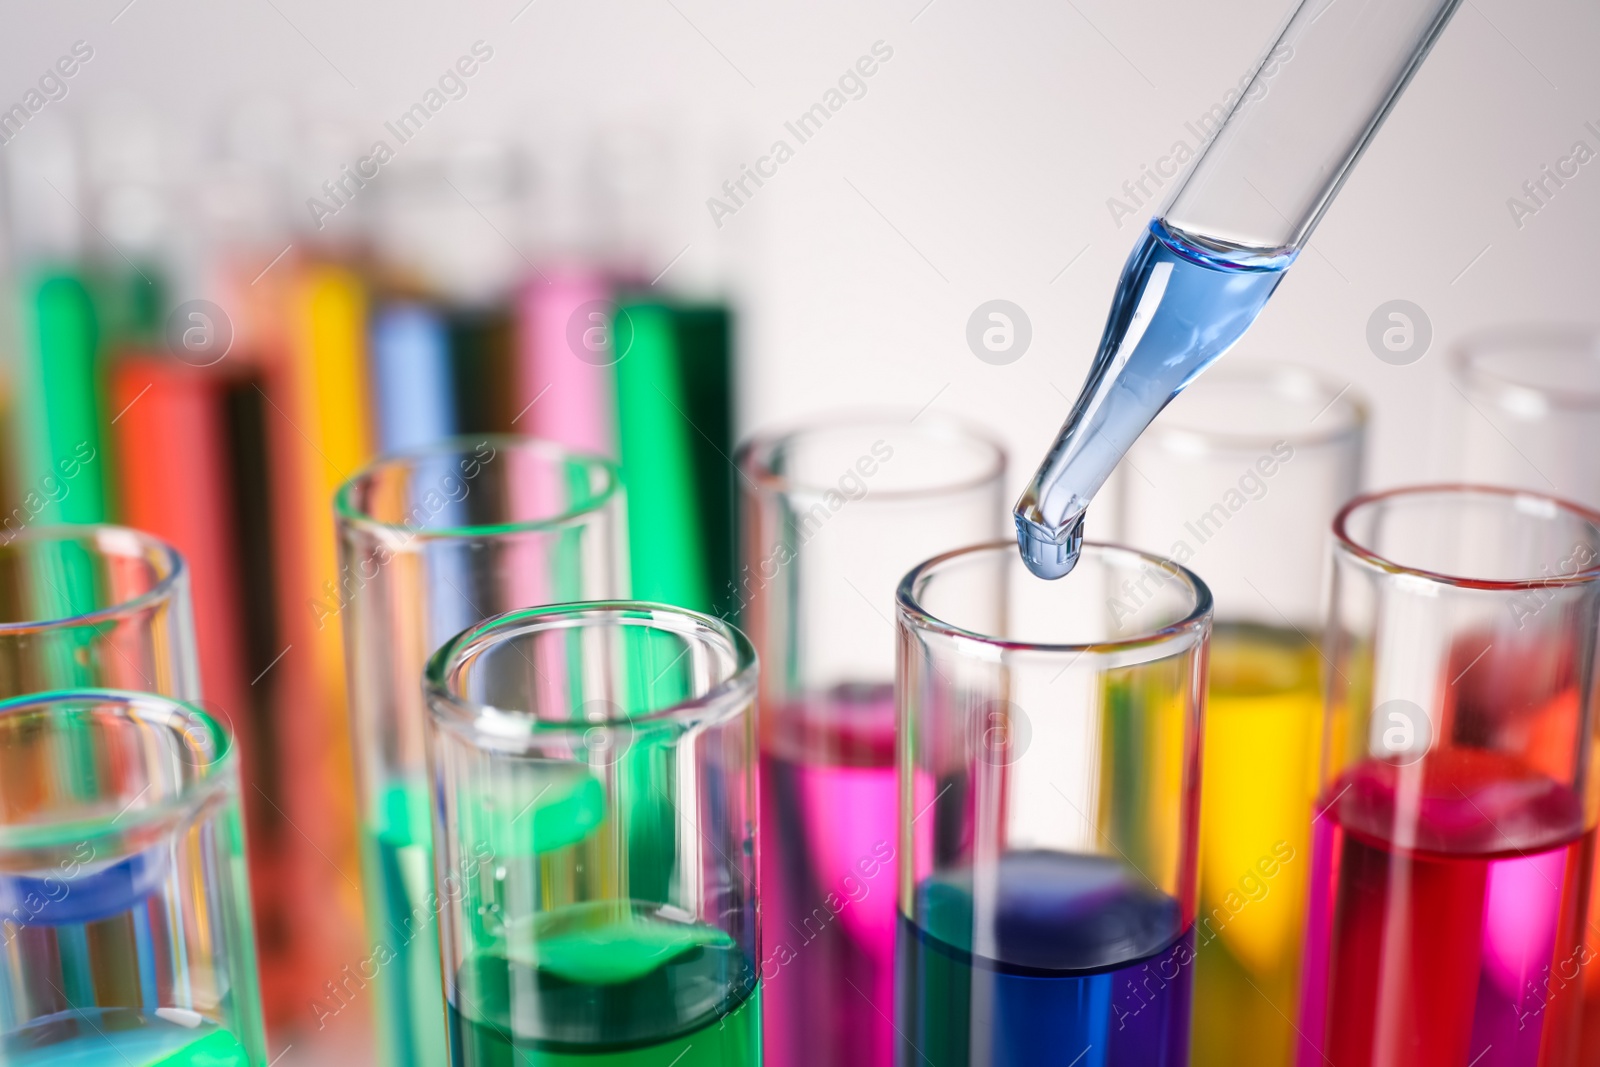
[759,684,898,1067]
[1297,748,1592,1067]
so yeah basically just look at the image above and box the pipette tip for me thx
[1014,512,1085,580]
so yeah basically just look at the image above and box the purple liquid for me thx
[759,683,898,1067]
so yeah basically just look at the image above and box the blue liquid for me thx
[1014,218,1294,578]
[896,851,1194,1066]
[370,302,457,452]
[0,848,164,927]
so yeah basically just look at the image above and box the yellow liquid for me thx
[1191,624,1322,1067]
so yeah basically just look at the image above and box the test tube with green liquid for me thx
[18,272,109,527]
[611,300,735,616]
[337,439,626,1067]
[424,603,761,1067]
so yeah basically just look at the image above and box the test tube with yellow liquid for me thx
[1111,364,1364,1067]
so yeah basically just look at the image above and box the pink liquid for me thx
[1297,748,1592,1067]
[759,683,898,1067]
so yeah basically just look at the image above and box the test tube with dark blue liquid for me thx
[895,542,1211,1067]
[0,690,265,1065]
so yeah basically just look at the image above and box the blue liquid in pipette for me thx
[1014,219,1295,578]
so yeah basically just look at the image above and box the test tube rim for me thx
[1449,325,1600,411]
[735,408,1008,503]
[1332,483,1600,591]
[0,525,187,636]
[896,540,1213,657]
[0,687,235,848]
[1132,360,1368,456]
[424,600,758,744]
[334,433,623,543]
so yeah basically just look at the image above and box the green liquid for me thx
[361,784,447,1067]
[1,1007,247,1066]
[361,765,618,1067]
[25,271,107,525]
[448,904,759,1065]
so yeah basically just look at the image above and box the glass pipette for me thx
[1015,0,1464,579]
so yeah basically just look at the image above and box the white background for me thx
[4,0,1597,505]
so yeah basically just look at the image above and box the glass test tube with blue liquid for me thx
[0,690,265,1066]
[424,603,761,1066]
[336,438,626,1067]
[0,527,240,1063]
[896,543,1211,1066]
[1015,0,1464,578]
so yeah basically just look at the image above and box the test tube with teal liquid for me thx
[0,528,214,1062]
[424,602,760,1067]
[0,690,265,1066]
[336,439,626,1067]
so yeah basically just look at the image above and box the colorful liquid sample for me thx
[897,850,1194,1066]
[614,300,736,616]
[1191,624,1320,1067]
[0,817,263,1064]
[1584,880,1600,1061]
[759,683,897,1067]
[1015,218,1294,578]
[1297,748,1592,1067]
[360,781,447,1067]
[0,1007,247,1065]
[447,902,759,1066]
[21,271,110,526]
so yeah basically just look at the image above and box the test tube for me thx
[0,690,265,1064]
[1111,365,1364,1067]
[370,301,458,452]
[896,542,1212,1064]
[736,413,1005,1067]
[1442,333,1600,1057]
[423,602,760,1065]
[0,525,197,698]
[1299,486,1600,1066]
[1448,327,1600,509]
[336,437,626,1067]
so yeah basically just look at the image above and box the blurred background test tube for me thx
[423,602,760,1066]
[335,438,626,1067]
[736,413,1005,1067]
[1110,365,1365,1067]
[1299,487,1600,1066]
[0,690,264,1065]
[895,542,1211,1065]
[1448,328,1600,510]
